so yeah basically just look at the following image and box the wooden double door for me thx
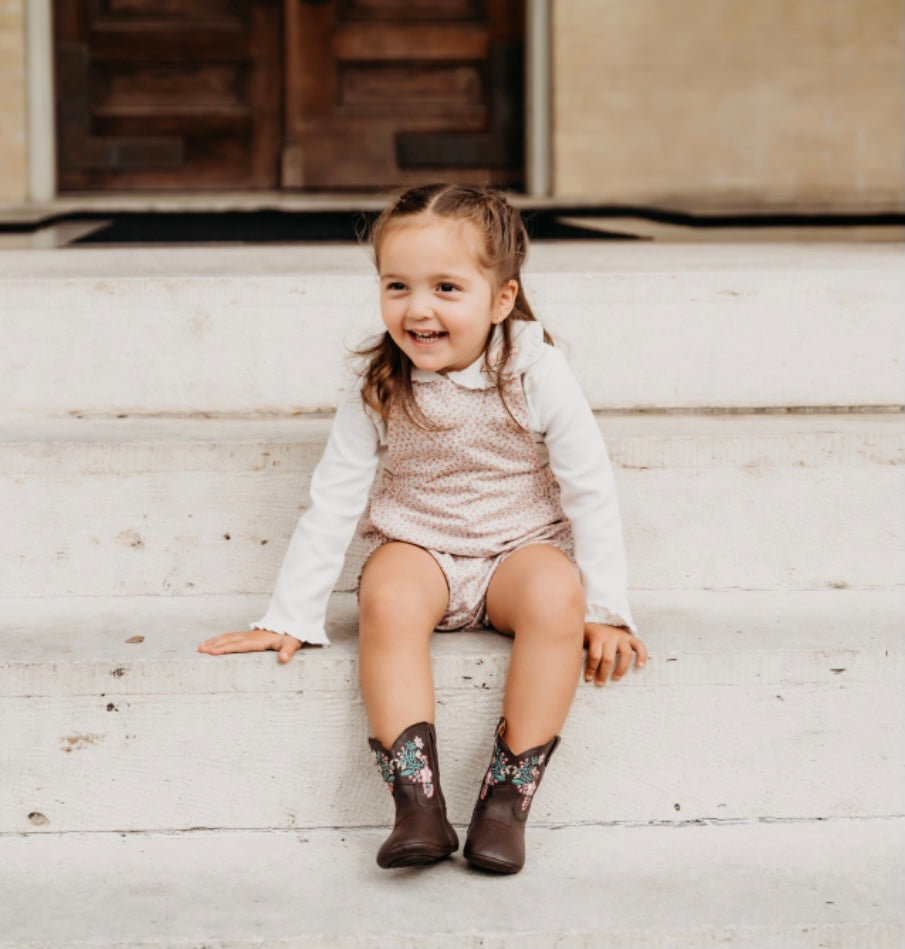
[55,0,524,191]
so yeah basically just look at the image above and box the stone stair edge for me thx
[2,590,902,698]
[2,411,902,472]
[2,269,896,312]
[1,241,900,280]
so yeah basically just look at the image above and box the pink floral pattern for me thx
[361,367,575,630]
[480,743,547,812]
[364,375,568,559]
[372,736,434,798]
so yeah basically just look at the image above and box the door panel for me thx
[282,0,524,189]
[54,0,524,191]
[340,0,484,18]
[55,0,282,190]
[97,0,241,17]
[339,66,484,109]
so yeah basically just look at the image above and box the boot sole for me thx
[378,843,458,869]
[463,849,521,875]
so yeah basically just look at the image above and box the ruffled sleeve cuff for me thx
[584,600,637,635]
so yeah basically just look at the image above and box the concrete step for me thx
[3,413,903,598]
[2,590,902,835]
[1,243,901,415]
[1,819,902,949]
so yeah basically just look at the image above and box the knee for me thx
[358,573,408,636]
[358,552,446,646]
[514,570,585,642]
[358,590,436,655]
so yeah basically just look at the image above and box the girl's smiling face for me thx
[378,214,518,374]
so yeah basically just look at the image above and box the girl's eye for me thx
[437,283,458,293]
[385,281,406,291]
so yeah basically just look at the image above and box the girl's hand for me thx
[583,623,647,687]
[198,628,302,663]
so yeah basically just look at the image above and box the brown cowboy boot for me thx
[463,718,559,874]
[369,721,459,869]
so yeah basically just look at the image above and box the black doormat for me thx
[5,207,901,244]
[66,209,641,244]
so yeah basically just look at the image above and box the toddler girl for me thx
[200,184,647,874]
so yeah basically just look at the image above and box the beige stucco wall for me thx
[0,0,27,204]
[553,0,905,210]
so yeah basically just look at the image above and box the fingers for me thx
[584,641,603,684]
[584,636,618,686]
[585,638,616,687]
[198,629,302,661]
[633,636,649,670]
[611,642,634,682]
[611,635,648,681]
[198,632,262,655]
[278,635,302,663]
[584,627,648,687]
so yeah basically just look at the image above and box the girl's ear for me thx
[492,280,519,324]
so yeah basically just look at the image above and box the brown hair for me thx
[358,183,551,429]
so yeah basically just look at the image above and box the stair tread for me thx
[0,240,898,280]
[2,819,903,949]
[2,590,902,697]
[2,411,901,463]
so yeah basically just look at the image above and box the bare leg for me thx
[485,544,585,754]
[358,542,449,748]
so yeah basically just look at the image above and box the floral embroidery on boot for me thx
[511,753,547,811]
[373,749,395,791]
[479,745,547,811]
[397,736,434,797]
[372,736,434,798]
[480,744,510,800]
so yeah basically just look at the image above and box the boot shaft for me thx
[477,718,560,821]
[369,721,447,809]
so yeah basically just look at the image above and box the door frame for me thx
[525,0,551,198]
[27,0,56,201]
[28,0,552,200]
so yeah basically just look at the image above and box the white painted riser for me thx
[1,244,901,415]
[3,415,903,597]
[2,591,902,836]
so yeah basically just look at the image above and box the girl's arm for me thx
[199,386,380,656]
[525,347,635,633]
[252,386,380,644]
[525,348,645,685]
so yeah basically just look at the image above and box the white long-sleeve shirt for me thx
[253,322,634,644]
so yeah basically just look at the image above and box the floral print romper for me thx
[361,369,576,631]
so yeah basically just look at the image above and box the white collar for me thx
[411,321,547,390]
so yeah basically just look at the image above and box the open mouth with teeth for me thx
[408,330,448,342]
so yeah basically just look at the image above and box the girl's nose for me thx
[407,293,434,319]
